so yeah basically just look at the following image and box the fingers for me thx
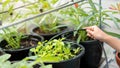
[84,26,93,30]
[85,25,97,29]
[87,33,96,39]
[86,28,94,35]
[86,30,94,38]
[85,25,99,39]
[85,26,96,31]
[86,26,95,39]
[87,33,92,38]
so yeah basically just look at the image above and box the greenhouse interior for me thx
[0,0,120,68]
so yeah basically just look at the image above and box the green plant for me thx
[25,0,59,16]
[0,0,22,22]
[39,14,60,34]
[0,27,26,50]
[30,38,82,62]
[32,12,67,34]
[59,0,120,43]
[0,54,52,68]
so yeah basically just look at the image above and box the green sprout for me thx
[30,38,82,62]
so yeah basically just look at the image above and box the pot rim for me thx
[115,51,120,67]
[0,34,44,52]
[116,52,120,61]
[31,26,68,36]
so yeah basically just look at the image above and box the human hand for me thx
[85,25,108,41]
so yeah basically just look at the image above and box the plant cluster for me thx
[30,38,81,62]
[0,0,59,24]
[0,28,26,50]
[59,0,120,43]
[34,12,66,34]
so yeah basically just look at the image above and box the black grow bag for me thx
[80,40,103,68]
[44,42,85,68]
[0,34,44,61]
[62,30,103,68]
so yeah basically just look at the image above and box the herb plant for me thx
[30,38,81,62]
[33,12,67,34]
[39,14,60,34]
[0,27,26,50]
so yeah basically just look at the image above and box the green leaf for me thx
[0,54,11,63]
[8,5,14,13]
[88,0,97,13]
[41,56,61,62]
[49,25,67,31]
[2,0,11,8]
[104,30,120,38]
[107,14,120,29]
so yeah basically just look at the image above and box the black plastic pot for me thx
[62,30,103,68]
[0,34,44,61]
[31,26,68,40]
[44,41,85,68]
[80,40,102,68]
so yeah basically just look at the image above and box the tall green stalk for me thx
[1,28,24,50]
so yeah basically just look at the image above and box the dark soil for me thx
[20,37,39,49]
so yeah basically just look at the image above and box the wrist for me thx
[102,34,112,42]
